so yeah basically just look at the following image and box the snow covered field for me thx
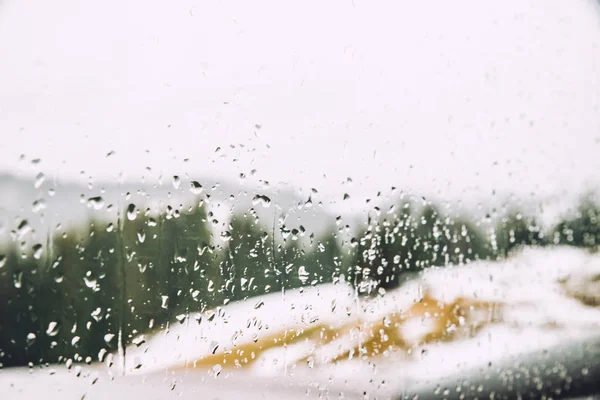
[2,246,600,399]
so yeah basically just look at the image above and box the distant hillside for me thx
[0,173,338,245]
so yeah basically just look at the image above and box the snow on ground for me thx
[3,246,600,399]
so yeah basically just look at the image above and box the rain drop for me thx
[46,322,60,337]
[17,219,31,238]
[32,199,47,213]
[298,266,309,284]
[32,243,43,260]
[220,231,232,242]
[26,333,36,347]
[87,196,105,210]
[83,271,97,288]
[126,204,137,221]
[190,181,203,194]
[104,333,115,344]
[34,172,45,189]
[161,295,169,309]
[13,272,22,289]
[132,336,146,347]
[252,194,271,208]
[172,175,181,189]
[210,341,219,354]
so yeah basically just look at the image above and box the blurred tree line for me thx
[0,194,599,368]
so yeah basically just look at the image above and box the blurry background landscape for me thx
[1,1,600,394]
[1,169,599,368]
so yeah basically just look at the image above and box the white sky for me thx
[1,0,599,208]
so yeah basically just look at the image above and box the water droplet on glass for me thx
[172,175,181,189]
[299,354,313,370]
[104,333,115,344]
[98,349,107,362]
[132,336,146,347]
[71,336,81,346]
[176,314,186,324]
[305,196,313,208]
[210,341,219,354]
[161,295,169,309]
[190,181,203,194]
[32,199,47,213]
[252,194,271,208]
[26,333,36,347]
[13,272,23,289]
[0,255,6,269]
[220,231,231,242]
[126,204,137,221]
[17,219,31,238]
[87,196,104,210]
[91,307,102,322]
[32,243,43,260]
[137,230,146,243]
[206,310,216,322]
[46,322,60,337]
[83,271,97,288]
[298,266,309,284]
[34,172,45,189]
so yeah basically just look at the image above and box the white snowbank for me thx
[124,282,357,373]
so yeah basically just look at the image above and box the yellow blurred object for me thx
[173,290,503,372]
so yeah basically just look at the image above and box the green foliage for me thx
[494,211,547,258]
[221,214,274,300]
[350,203,492,291]
[552,195,600,249]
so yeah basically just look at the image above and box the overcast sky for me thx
[1,0,599,210]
